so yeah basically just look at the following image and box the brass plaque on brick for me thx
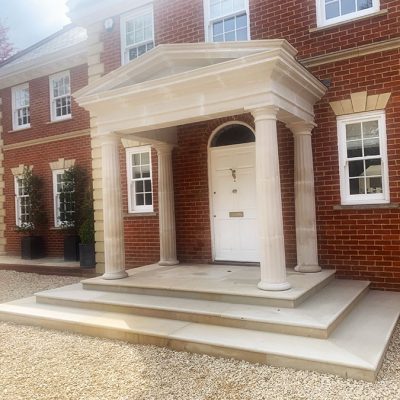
[229,211,244,218]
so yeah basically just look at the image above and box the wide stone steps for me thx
[0,289,398,381]
[35,279,370,338]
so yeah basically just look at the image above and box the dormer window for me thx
[12,84,30,130]
[121,5,154,65]
[204,0,250,42]
[316,0,379,27]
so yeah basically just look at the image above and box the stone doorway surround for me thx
[73,40,327,291]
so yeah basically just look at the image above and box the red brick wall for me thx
[311,49,400,290]
[101,18,122,75]
[121,146,160,268]
[98,0,400,74]
[1,64,90,146]
[154,0,205,45]
[250,0,400,58]
[4,135,92,257]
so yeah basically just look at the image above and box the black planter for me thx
[79,243,95,268]
[21,236,45,260]
[64,235,80,261]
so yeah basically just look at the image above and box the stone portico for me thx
[74,40,327,291]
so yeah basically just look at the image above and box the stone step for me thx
[35,279,370,338]
[81,265,336,308]
[0,290,398,381]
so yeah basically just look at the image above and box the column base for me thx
[294,265,322,273]
[159,260,180,266]
[258,280,291,291]
[102,270,129,280]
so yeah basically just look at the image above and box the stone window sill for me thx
[310,9,388,33]
[124,212,158,218]
[8,127,32,133]
[333,203,399,210]
[46,117,73,125]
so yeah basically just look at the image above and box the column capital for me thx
[153,142,175,155]
[251,106,279,122]
[98,132,121,145]
[287,121,316,136]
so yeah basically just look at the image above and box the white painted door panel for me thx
[210,144,258,262]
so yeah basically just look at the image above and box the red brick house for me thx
[0,0,399,381]
[0,0,399,289]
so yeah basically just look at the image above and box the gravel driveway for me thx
[0,270,399,400]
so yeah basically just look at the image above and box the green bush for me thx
[58,165,89,234]
[17,167,47,234]
[78,174,95,244]
[79,213,94,244]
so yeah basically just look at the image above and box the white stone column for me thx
[252,107,291,291]
[289,122,321,273]
[155,143,179,266]
[100,133,128,280]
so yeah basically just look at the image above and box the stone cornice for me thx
[301,37,400,68]
[3,129,90,151]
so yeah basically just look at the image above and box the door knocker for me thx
[230,168,237,182]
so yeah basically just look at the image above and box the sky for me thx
[1,0,71,52]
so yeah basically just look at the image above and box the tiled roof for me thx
[1,25,87,68]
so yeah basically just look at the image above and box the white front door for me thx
[210,143,259,262]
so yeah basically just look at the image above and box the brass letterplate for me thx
[229,211,244,218]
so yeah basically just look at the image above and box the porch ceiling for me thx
[74,40,327,138]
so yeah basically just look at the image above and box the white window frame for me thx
[120,5,155,65]
[203,0,250,42]
[53,169,75,228]
[49,70,72,122]
[126,146,154,213]
[316,0,380,27]
[14,176,29,228]
[11,83,30,130]
[337,110,389,205]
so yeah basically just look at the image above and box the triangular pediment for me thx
[75,40,327,135]
[75,40,298,99]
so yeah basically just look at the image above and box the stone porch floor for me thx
[83,264,336,308]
